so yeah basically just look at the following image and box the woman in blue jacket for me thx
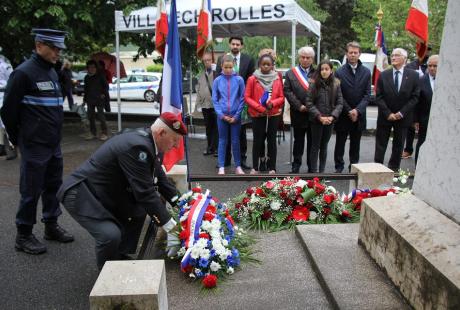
[212,55,246,175]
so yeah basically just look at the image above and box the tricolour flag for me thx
[405,0,429,60]
[197,0,212,58]
[161,0,185,171]
[155,0,168,58]
[372,24,388,93]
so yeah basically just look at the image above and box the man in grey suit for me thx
[216,36,255,169]
[374,48,420,171]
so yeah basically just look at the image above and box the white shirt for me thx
[393,66,404,92]
[429,74,435,91]
[231,52,241,69]
[349,63,358,74]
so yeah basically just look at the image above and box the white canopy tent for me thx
[113,0,321,131]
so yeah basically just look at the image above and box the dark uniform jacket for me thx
[414,73,433,125]
[57,128,178,227]
[216,53,255,84]
[284,66,315,128]
[0,52,63,147]
[334,60,371,131]
[376,67,420,127]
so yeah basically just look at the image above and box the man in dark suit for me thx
[334,41,371,173]
[216,36,255,169]
[284,46,316,173]
[401,46,432,159]
[57,113,186,269]
[374,48,420,171]
[414,54,438,165]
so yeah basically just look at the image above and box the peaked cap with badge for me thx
[32,28,67,49]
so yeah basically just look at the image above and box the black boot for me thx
[0,144,5,156]
[44,223,74,243]
[15,233,47,254]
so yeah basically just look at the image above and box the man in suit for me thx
[414,54,438,165]
[374,48,420,171]
[284,46,316,173]
[57,113,186,269]
[334,41,371,173]
[216,36,255,169]
[401,46,432,159]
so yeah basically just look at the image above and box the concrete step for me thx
[296,224,411,310]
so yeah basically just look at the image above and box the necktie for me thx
[233,57,238,73]
[394,71,400,92]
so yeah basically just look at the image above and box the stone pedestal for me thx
[349,163,394,191]
[165,164,188,194]
[358,194,460,309]
[412,0,460,224]
[90,260,168,310]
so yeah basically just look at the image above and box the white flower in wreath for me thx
[222,239,229,246]
[177,247,186,256]
[200,248,210,260]
[310,211,318,220]
[210,261,221,272]
[189,273,196,278]
[227,267,234,274]
[196,238,208,249]
[295,179,307,188]
[210,218,221,230]
[201,220,212,232]
[191,246,202,259]
[270,200,282,211]
[326,186,337,194]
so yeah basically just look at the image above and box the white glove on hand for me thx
[166,232,180,257]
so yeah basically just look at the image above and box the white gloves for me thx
[163,218,180,257]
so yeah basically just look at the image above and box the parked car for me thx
[109,72,161,102]
[72,71,87,96]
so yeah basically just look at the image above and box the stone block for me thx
[359,194,460,309]
[296,224,409,309]
[350,163,394,191]
[165,164,188,194]
[90,260,168,310]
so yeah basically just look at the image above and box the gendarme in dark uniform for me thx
[0,28,74,255]
[57,113,186,269]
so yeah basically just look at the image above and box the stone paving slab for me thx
[296,224,410,310]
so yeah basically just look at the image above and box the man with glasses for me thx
[414,54,438,165]
[374,48,420,171]
[1,28,74,255]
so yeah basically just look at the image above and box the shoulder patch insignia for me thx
[138,151,148,162]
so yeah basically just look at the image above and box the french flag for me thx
[197,0,212,58]
[161,0,185,171]
[405,0,429,60]
[372,24,388,93]
[155,0,168,58]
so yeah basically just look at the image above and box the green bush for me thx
[146,64,163,72]
[72,63,87,72]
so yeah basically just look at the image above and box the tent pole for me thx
[317,37,321,64]
[188,64,194,133]
[289,20,297,165]
[273,36,277,54]
[116,31,122,132]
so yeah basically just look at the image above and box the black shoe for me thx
[44,223,74,243]
[213,152,218,157]
[203,150,213,156]
[290,167,299,173]
[0,145,6,156]
[15,233,47,254]
[335,168,343,173]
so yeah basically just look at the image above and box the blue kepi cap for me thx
[32,28,67,49]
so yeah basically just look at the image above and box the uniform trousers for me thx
[62,184,144,270]
[414,121,428,165]
[16,143,63,231]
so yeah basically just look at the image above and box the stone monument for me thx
[358,1,460,309]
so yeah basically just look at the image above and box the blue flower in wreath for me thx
[190,258,197,266]
[232,248,240,258]
[199,257,209,268]
[195,269,204,278]
[210,249,216,257]
[226,255,235,267]
[225,219,234,238]
[178,200,187,207]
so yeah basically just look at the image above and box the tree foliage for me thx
[352,0,447,58]
[243,0,328,68]
[0,0,152,66]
